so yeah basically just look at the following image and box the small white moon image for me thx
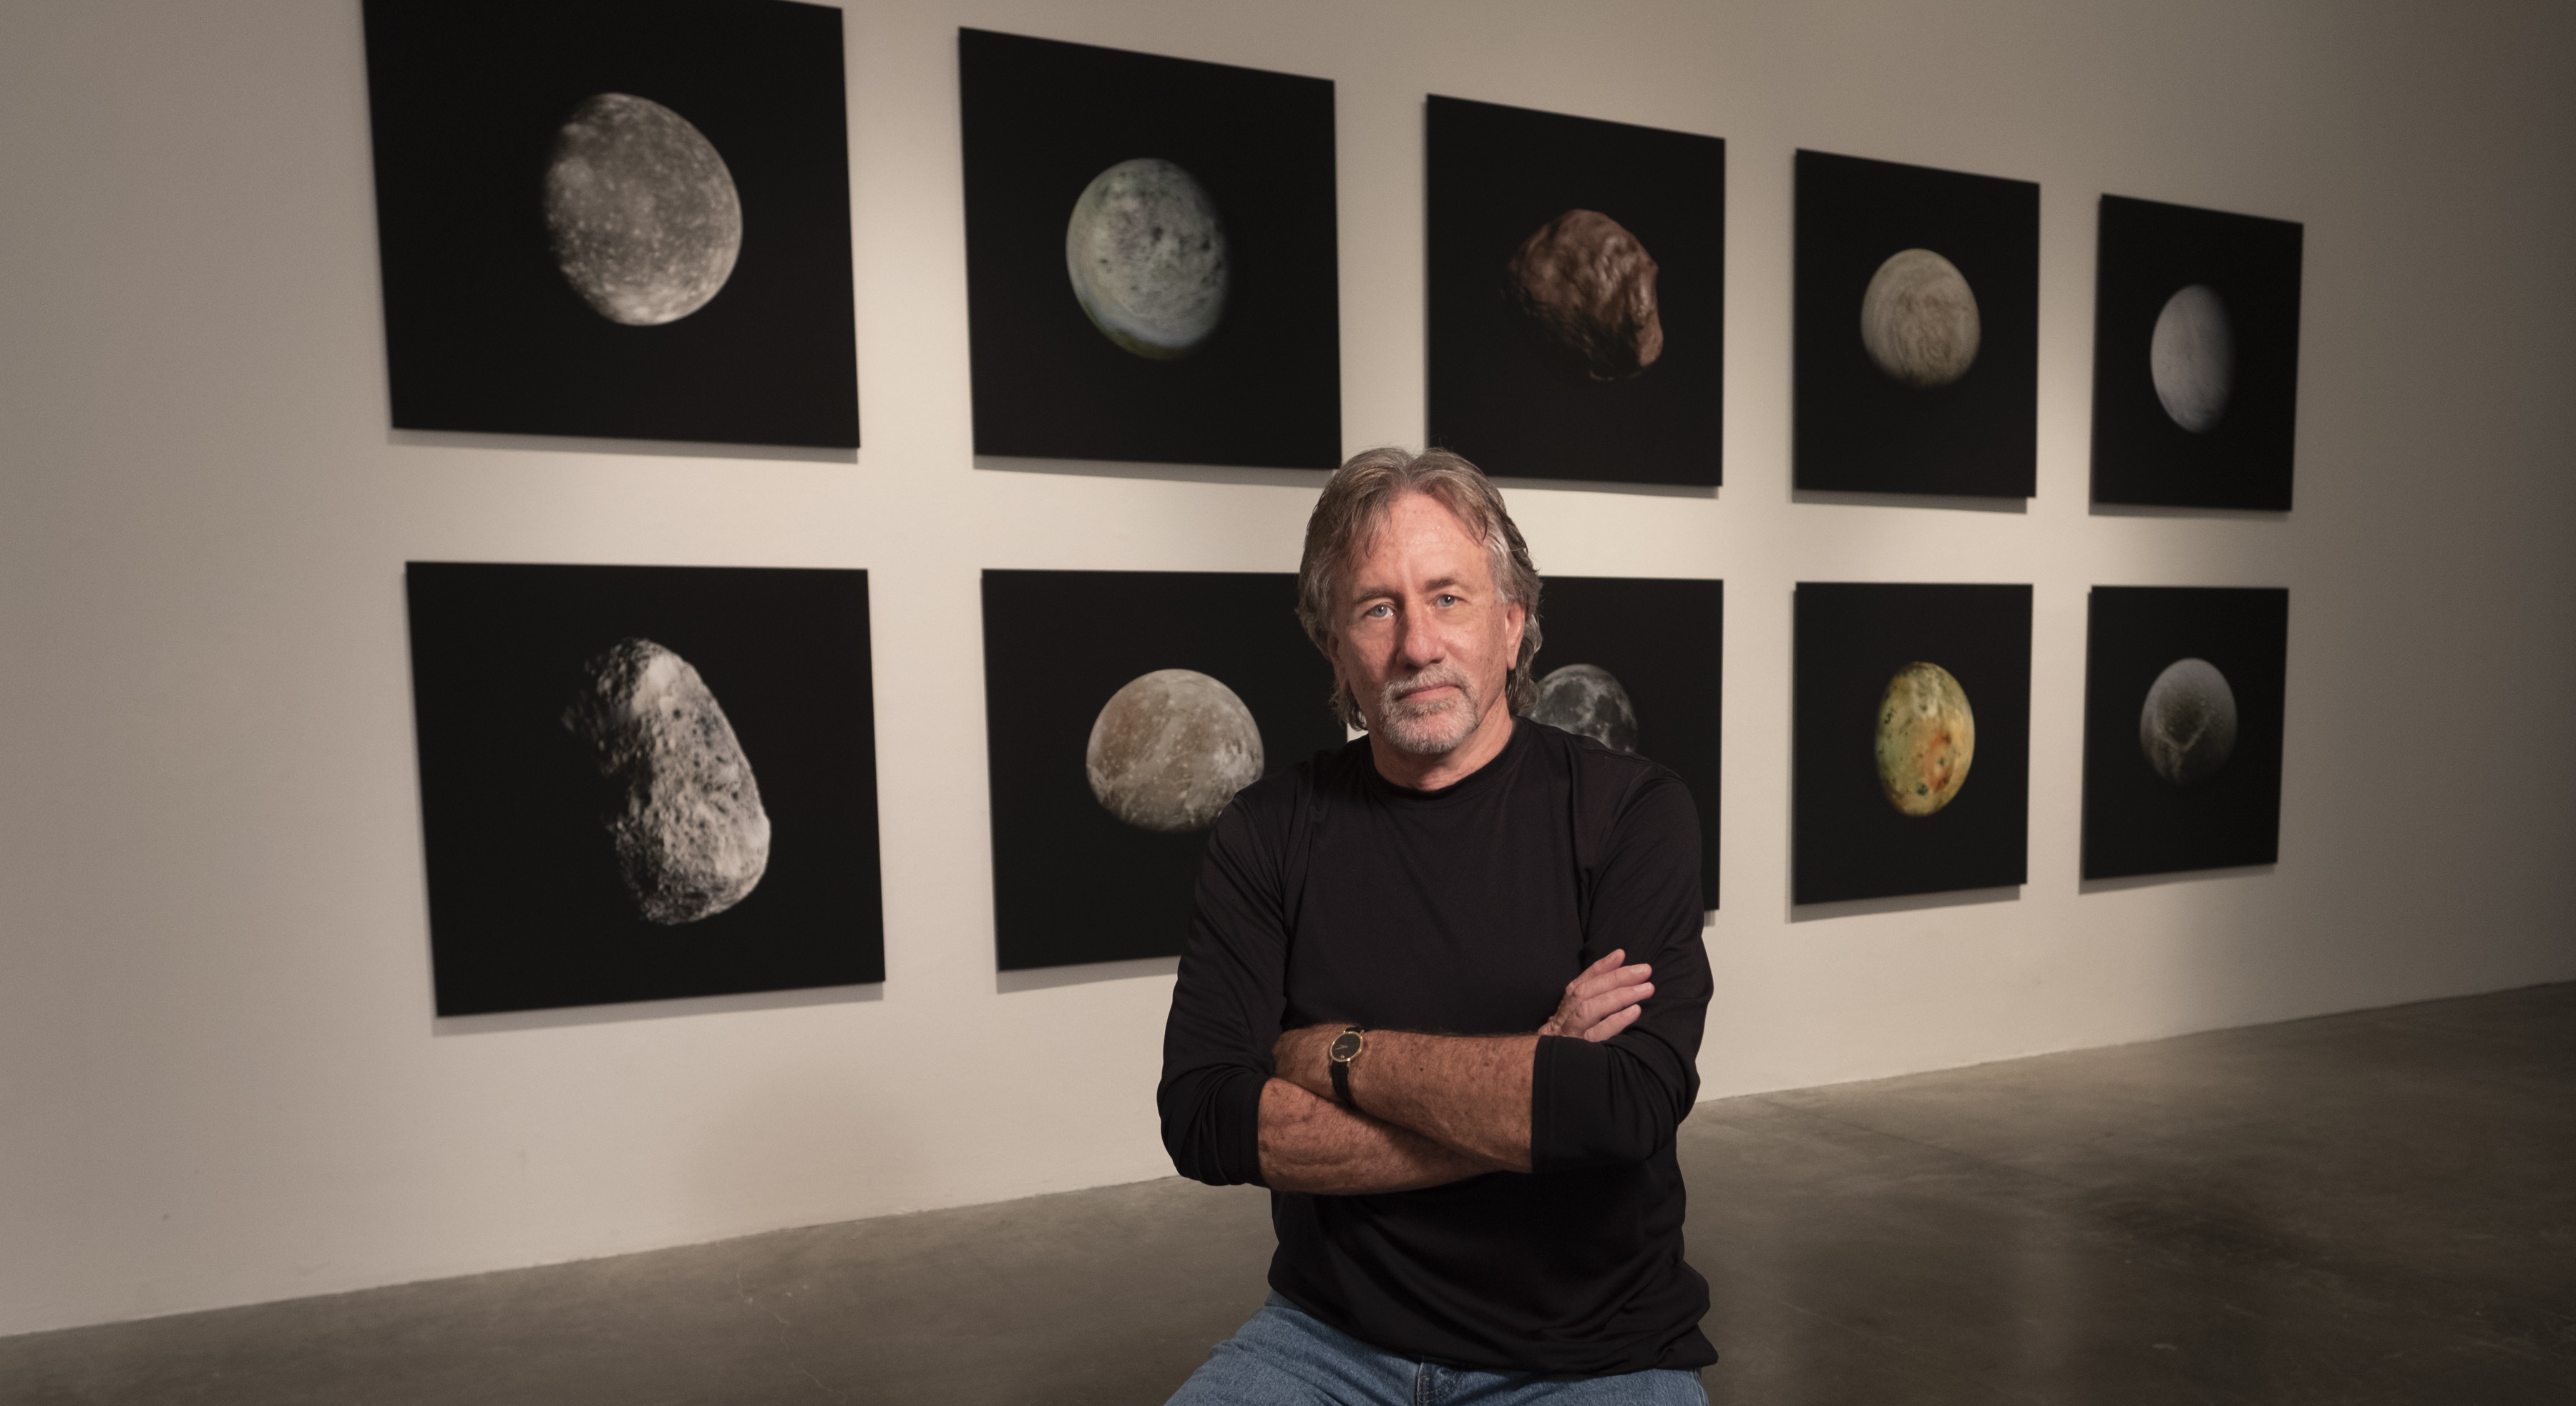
[2138,658,2238,786]
[2150,284,2235,434]
[1085,668,1263,833]
[1529,663,1639,753]
[1859,248,1981,388]
[1065,157,1230,359]
[543,93,742,326]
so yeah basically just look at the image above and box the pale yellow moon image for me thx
[1874,661,1976,816]
[1859,248,1981,388]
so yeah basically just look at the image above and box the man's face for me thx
[1329,491,1526,757]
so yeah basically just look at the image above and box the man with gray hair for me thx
[1158,447,1714,1402]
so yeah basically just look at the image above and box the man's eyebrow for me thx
[1349,575,1468,607]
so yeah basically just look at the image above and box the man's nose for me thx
[1395,609,1443,667]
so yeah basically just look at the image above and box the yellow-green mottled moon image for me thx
[1859,248,1981,388]
[1085,668,1263,833]
[1875,661,1976,816]
[543,94,742,327]
[1065,157,1230,359]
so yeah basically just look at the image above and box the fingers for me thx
[1584,1003,1644,1043]
[1579,980,1653,1025]
[1566,962,1654,1002]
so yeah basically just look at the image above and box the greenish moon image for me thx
[2139,657,2238,785]
[1085,668,1263,833]
[2150,283,2235,434]
[1529,663,1639,753]
[1064,157,1230,359]
[1859,248,1981,388]
[1874,661,1976,816]
[542,94,743,327]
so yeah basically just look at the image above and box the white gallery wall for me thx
[3,0,2571,1337]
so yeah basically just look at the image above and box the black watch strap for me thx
[1330,1055,1352,1105]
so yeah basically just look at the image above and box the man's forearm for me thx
[1256,1077,1504,1194]
[1274,1029,1538,1172]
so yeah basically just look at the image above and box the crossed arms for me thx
[1257,951,1654,1194]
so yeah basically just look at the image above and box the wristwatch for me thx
[1327,1026,1367,1105]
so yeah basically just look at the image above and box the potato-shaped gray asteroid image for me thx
[1528,663,1639,753]
[2138,657,2238,786]
[1085,669,1264,834]
[1506,210,1664,381]
[1859,248,1981,388]
[562,638,771,924]
[543,93,743,327]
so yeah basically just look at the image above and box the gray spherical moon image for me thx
[2138,657,2239,786]
[1065,158,1230,360]
[1859,248,1981,388]
[2150,283,2235,434]
[543,94,743,327]
[1085,669,1263,833]
[1528,663,1639,753]
[562,638,771,924]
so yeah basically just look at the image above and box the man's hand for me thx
[1536,949,1654,1042]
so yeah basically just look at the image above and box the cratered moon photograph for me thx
[1065,158,1231,360]
[2150,285,2234,434]
[1794,150,2039,499]
[1085,668,1264,833]
[1795,582,2031,906]
[2139,657,2238,785]
[982,571,1344,972]
[960,29,1340,470]
[2083,587,2288,881]
[1526,576,1724,910]
[361,0,857,449]
[1427,95,1725,487]
[1860,250,1981,389]
[1874,660,1976,816]
[405,562,882,1017]
[543,93,743,328]
[2092,195,2303,509]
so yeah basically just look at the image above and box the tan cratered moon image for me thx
[1085,668,1264,833]
[1875,661,1976,816]
[543,94,743,326]
[1859,248,1981,388]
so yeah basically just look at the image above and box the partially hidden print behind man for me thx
[1158,447,1715,1405]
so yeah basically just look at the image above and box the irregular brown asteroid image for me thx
[1505,209,1664,381]
[563,638,771,924]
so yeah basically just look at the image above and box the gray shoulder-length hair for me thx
[1294,446,1544,730]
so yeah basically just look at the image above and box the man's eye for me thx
[1436,595,1460,607]
[1364,603,1392,619]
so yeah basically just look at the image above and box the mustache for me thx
[1379,665,1475,713]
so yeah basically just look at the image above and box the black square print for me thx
[1425,97,1724,487]
[405,562,882,1015]
[981,571,1344,972]
[1794,583,2031,904]
[362,0,858,448]
[1794,150,2038,498]
[2091,196,2303,509]
[959,30,1340,469]
[2082,587,2289,879]
[1530,577,1723,909]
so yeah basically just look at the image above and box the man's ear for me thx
[1501,600,1527,662]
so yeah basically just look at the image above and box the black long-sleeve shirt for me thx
[1157,718,1717,1376]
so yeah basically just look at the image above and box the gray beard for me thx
[1373,665,1481,755]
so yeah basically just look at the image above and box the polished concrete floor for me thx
[8,983,2572,1405]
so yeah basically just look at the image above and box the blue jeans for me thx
[1166,1293,1709,1405]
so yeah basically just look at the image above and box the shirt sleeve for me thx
[1156,784,1293,1188]
[1528,768,1711,1173]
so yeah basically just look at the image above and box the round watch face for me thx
[1329,1031,1365,1062]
